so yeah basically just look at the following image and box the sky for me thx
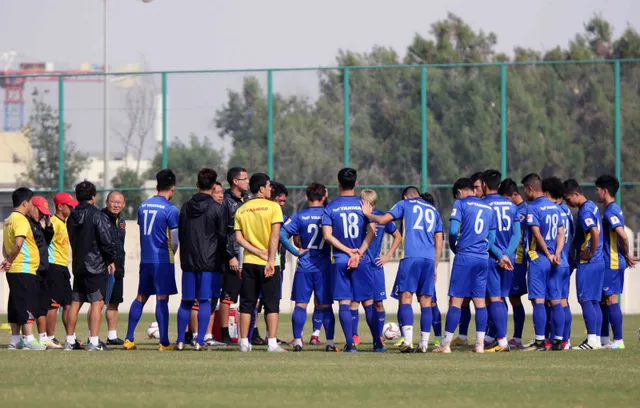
[1,0,638,160]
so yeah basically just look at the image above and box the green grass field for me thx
[1,313,640,408]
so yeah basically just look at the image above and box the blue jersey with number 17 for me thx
[322,195,371,264]
[138,195,179,264]
[388,198,443,260]
[450,196,495,259]
[284,206,331,273]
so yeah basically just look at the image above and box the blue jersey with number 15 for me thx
[388,198,443,260]
[284,206,331,273]
[322,196,371,264]
[138,195,179,264]
[450,196,495,259]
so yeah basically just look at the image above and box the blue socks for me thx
[339,304,354,347]
[593,301,603,336]
[600,303,610,338]
[545,304,551,340]
[323,308,335,341]
[351,309,359,336]
[489,302,507,339]
[459,305,471,336]
[312,307,323,333]
[156,299,170,347]
[551,303,564,341]
[580,301,596,335]
[364,304,381,347]
[608,303,623,341]
[512,302,525,339]
[377,310,386,339]
[420,306,432,336]
[432,305,442,337]
[398,304,414,329]
[197,300,211,346]
[177,300,192,343]
[486,314,495,338]
[475,307,488,336]
[563,305,572,343]
[292,306,307,339]
[126,298,144,342]
[533,303,546,338]
[445,306,462,334]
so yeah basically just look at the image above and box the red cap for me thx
[32,196,52,216]
[53,192,79,208]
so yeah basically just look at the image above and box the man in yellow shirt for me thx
[45,192,79,346]
[234,173,284,352]
[2,187,46,350]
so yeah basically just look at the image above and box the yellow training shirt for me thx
[3,211,39,274]
[48,215,69,267]
[234,198,283,266]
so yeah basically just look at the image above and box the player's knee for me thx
[374,301,384,311]
[295,303,308,309]
[136,294,149,303]
[606,295,618,305]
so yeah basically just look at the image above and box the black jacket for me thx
[67,201,116,276]
[179,193,227,272]
[29,217,53,274]
[102,208,126,278]
[223,189,249,262]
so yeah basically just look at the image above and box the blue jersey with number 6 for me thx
[284,206,331,273]
[388,198,443,260]
[322,196,371,264]
[450,196,495,259]
[138,195,179,264]
[525,197,561,261]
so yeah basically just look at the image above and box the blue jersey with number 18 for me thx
[138,195,180,264]
[450,196,495,259]
[284,206,331,273]
[388,198,443,260]
[322,195,371,264]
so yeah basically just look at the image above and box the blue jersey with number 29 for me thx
[138,195,179,264]
[388,198,443,260]
[450,196,495,259]
[322,196,370,264]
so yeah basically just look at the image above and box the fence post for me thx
[500,63,507,177]
[58,75,65,192]
[421,66,428,192]
[161,72,168,169]
[343,67,350,168]
[614,60,621,204]
[267,70,274,178]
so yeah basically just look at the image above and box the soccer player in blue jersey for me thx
[434,178,495,354]
[362,186,443,353]
[421,191,443,346]
[499,178,528,349]
[563,179,605,350]
[542,177,573,350]
[482,170,520,353]
[123,169,180,351]
[281,183,338,352]
[322,168,378,353]
[595,175,636,349]
[521,173,565,352]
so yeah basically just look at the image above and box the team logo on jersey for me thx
[610,216,620,225]
[301,216,310,220]
[585,218,595,227]
[519,214,525,221]
[527,214,533,223]
[451,209,457,217]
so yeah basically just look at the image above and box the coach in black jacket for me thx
[65,181,116,351]
[177,168,227,350]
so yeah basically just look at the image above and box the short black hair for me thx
[306,182,326,202]
[542,177,564,200]
[12,187,33,208]
[470,172,483,183]
[521,173,542,191]
[271,181,288,198]
[498,178,519,196]
[452,178,474,199]
[249,173,270,195]
[75,180,97,202]
[595,175,620,197]
[563,179,582,195]
[214,181,223,189]
[481,169,502,191]
[337,168,357,190]
[402,186,420,198]
[197,168,218,191]
[420,192,435,206]
[156,169,176,192]
[227,167,247,187]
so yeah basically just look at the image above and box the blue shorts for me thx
[486,258,513,298]
[138,263,178,296]
[291,269,332,305]
[603,268,625,296]
[371,264,387,302]
[527,257,551,300]
[332,261,375,302]
[448,254,488,299]
[432,291,438,303]
[576,261,605,302]
[392,257,435,298]
[182,271,214,301]
[548,266,570,301]
[509,261,528,296]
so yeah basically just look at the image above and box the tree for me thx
[20,90,90,190]
[111,167,145,219]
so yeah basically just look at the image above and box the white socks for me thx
[312,330,320,337]
[402,326,413,346]
[267,337,278,348]
[66,335,75,345]
[326,339,335,346]
[39,333,48,342]
[458,334,468,340]
[443,331,455,344]
[108,330,118,340]
[587,334,597,345]
[89,336,99,346]
[239,338,250,347]
[294,338,303,346]
[10,335,21,345]
[476,331,486,345]
[24,334,34,343]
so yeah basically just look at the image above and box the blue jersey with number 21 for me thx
[138,195,179,264]
[450,196,495,259]
[322,196,370,264]
[284,206,331,273]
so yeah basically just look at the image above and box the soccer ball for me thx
[382,322,401,341]
[147,322,160,339]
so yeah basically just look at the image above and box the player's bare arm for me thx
[377,229,401,266]
[531,226,553,262]
[579,226,600,261]
[614,226,636,267]
[235,230,268,261]
[322,225,357,255]
[358,222,377,256]
[552,226,565,266]
[1,236,24,272]
[265,223,281,278]
[360,200,394,225]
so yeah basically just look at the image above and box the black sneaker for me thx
[293,345,303,352]
[325,345,339,352]
[252,334,266,346]
[399,345,416,354]
[276,338,288,346]
[525,340,547,352]
[551,339,563,351]
[50,338,62,346]
[106,337,124,346]
[343,344,357,353]
[176,342,185,351]
[185,332,194,345]
[87,342,109,351]
[63,340,85,351]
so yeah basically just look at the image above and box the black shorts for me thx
[35,272,50,318]
[6,273,37,325]
[239,264,281,315]
[72,273,108,303]
[47,264,72,307]
[108,276,124,305]
[221,268,242,305]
